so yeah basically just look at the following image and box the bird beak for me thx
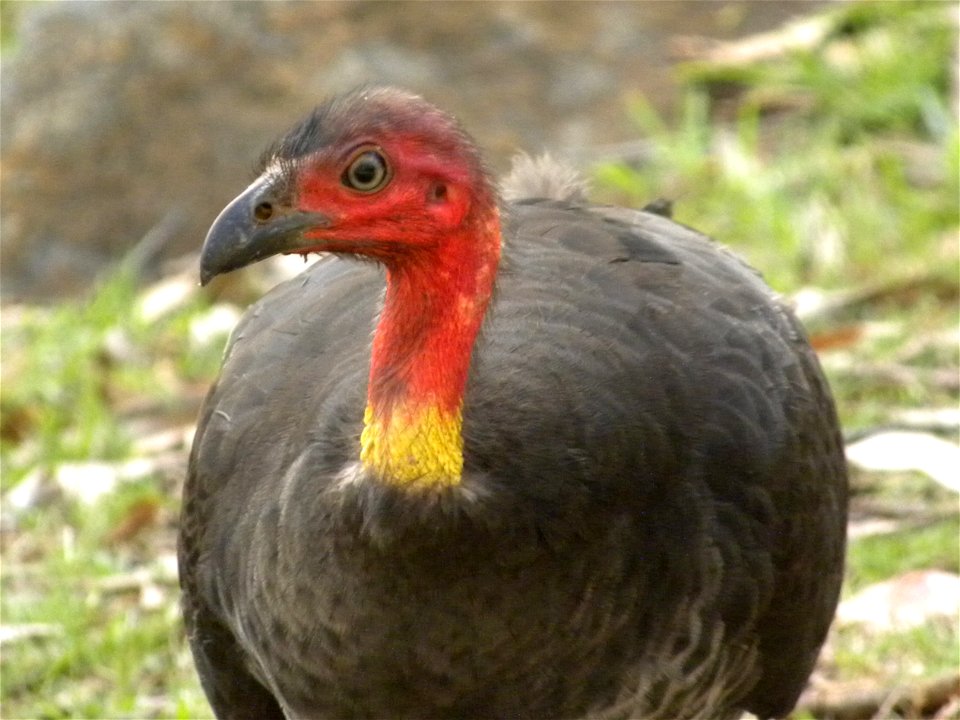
[199,175,331,285]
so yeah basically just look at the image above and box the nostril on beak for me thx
[254,202,274,223]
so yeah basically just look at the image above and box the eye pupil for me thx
[344,150,389,192]
[352,159,378,185]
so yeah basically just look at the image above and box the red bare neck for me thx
[366,206,501,421]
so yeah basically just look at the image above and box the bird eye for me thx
[343,149,390,193]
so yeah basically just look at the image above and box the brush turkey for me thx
[179,87,847,719]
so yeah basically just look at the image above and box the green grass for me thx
[846,516,960,595]
[2,532,208,718]
[2,467,204,716]
[2,270,223,718]
[2,274,137,491]
[832,619,959,684]
[596,2,958,294]
[2,1,958,717]
[0,1,29,51]
[1,269,225,493]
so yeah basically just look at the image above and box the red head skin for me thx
[283,101,501,483]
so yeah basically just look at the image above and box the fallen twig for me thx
[798,672,960,720]
[792,273,959,326]
[669,14,833,65]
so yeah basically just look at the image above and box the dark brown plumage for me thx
[178,87,847,719]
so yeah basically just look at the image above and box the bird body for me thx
[179,88,847,719]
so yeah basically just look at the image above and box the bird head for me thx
[200,87,497,285]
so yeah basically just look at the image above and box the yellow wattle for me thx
[359,403,464,487]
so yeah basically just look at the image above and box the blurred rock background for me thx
[1,0,821,300]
